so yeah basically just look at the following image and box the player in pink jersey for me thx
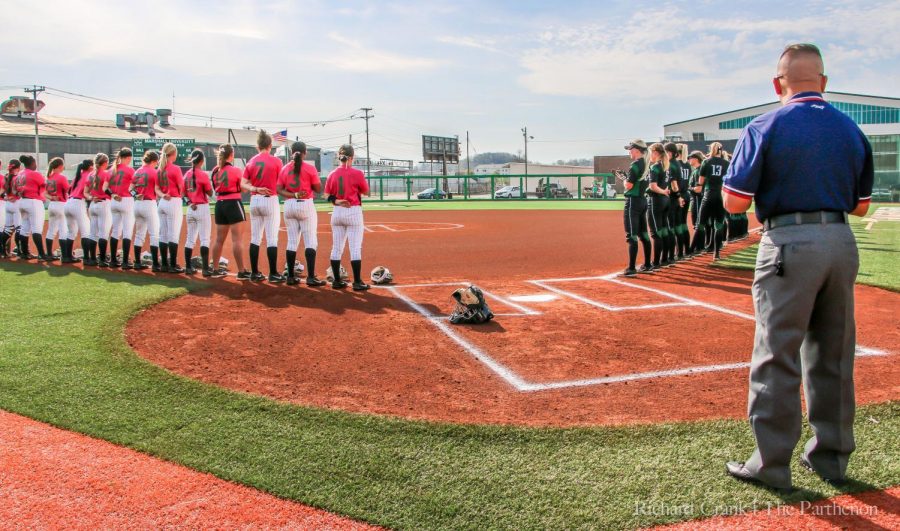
[84,153,113,266]
[277,141,324,286]
[183,149,214,276]
[15,155,48,261]
[156,142,185,273]
[241,130,284,282]
[0,158,6,258]
[63,159,93,263]
[324,144,370,290]
[2,160,22,258]
[209,143,249,279]
[130,151,161,271]
[44,158,70,262]
[105,147,136,268]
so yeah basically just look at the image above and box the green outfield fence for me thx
[352,174,619,201]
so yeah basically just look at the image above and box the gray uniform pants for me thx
[744,220,858,488]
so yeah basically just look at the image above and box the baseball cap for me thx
[624,139,647,151]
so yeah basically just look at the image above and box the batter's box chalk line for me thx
[381,275,890,393]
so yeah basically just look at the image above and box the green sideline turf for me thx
[0,265,897,528]
[717,214,900,292]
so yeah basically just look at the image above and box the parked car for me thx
[417,188,450,200]
[495,185,524,199]
[583,183,618,199]
[536,183,573,198]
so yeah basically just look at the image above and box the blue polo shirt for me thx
[723,91,874,222]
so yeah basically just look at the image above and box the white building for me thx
[663,91,900,197]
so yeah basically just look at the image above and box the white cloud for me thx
[436,35,506,55]
[325,33,441,72]
[517,2,900,103]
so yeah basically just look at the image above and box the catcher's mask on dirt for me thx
[370,266,393,285]
[326,265,349,283]
[449,285,494,325]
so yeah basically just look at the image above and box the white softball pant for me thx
[284,198,318,251]
[249,195,280,247]
[330,205,364,261]
[88,200,112,241]
[158,197,183,244]
[18,198,45,236]
[4,199,21,232]
[110,196,135,241]
[64,198,89,240]
[47,201,68,241]
[185,203,211,249]
[133,200,160,248]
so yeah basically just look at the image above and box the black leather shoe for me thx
[286,276,300,286]
[169,264,185,274]
[184,266,197,275]
[725,462,792,493]
[151,264,162,273]
[269,273,286,284]
[332,280,348,289]
[121,261,134,270]
[306,276,326,287]
[134,263,149,270]
[352,281,370,291]
[250,272,266,282]
[799,456,847,486]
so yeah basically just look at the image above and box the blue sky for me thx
[2,0,899,162]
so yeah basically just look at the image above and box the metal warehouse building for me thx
[0,102,320,178]
[663,91,900,200]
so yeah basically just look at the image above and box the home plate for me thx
[508,294,558,303]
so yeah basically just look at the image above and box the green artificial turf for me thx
[717,211,900,292]
[0,263,897,529]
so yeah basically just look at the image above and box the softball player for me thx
[209,143,250,279]
[277,141,325,286]
[646,143,672,269]
[106,147,136,268]
[241,130,284,282]
[44,158,69,262]
[183,149,213,276]
[130,151,160,271]
[663,143,683,265]
[0,160,21,258]
[690,142,730,260]
[687,151,704,253]
[63,160,93,264]
[621,140,652,276]
[325,144,370,290]
[157,142,185,273]
[15,155,49,261]
[84,153,112,267]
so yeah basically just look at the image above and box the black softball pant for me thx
[623,196,651,269]
[691,192,725,254]
[647,194,670,266]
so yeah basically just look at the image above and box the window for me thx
[718,115,761,130]
[832,102,900,125]
[693,132,705,142]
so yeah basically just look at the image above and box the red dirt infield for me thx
[0,410,376,529]
[122,209,900,427]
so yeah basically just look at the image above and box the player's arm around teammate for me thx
[210,144,249,279]
[106,148,136,268]
[84,153,113,266]
[183,149,214,276]
[277,141,325,286]
[240,130,284,283]
[130,151,161,271]
[63,159,92,264]
[646,144,671,269]
[324,144,370,291]
[44,158,70,262]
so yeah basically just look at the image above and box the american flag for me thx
[272,130,288,143]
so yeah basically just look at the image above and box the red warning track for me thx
[125,210,900,427]
[0,410,377,529]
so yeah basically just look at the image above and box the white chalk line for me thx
[385,276,889,392]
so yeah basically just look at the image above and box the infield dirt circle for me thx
[126,209,900,427]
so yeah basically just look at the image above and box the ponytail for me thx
[159,142,177,177]
[112,147,132,174]
[73,159,92,190]
[216,143,234,170]
[649,143,669,173]
[708,142,723,159]
[46,157,64,178]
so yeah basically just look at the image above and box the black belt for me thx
[764,211,847,231]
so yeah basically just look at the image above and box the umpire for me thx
[723,43,873,491]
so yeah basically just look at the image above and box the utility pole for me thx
[25,85,46,161]
[360,107,373,178]
[521,126,533,177]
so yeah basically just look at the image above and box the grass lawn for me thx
[717,208,900,292]
[0,263,898,529]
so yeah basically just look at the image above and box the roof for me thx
[0,114,266,146]
[664,91,900,127]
